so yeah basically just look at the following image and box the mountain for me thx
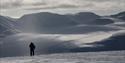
[111,11,125,20]
[15,12,120,34]
[18,12,78,27]
[93,32,125,50]
[0,11,124,34]
[67,12,100,24]
[16,12,78,33]
[89,18,114,25]
[0,25,13,38]
[70,32,125,52]
[0,15,17,38]
[0,11,125,58]
[0,15,15,29]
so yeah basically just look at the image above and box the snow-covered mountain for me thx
[67,12,100,24]
[0,15,16,29]
[70,31,125,52]
[0,11,125,58]
[111,11,125,20]
[94,32,125,50]
[1,11,125,34]
[89,18,114,25]
[15,12,125,33]
[0,15,17,38]
[16,12,77,33]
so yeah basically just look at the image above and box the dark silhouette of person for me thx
[29,42,36,56]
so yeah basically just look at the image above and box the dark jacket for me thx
[29,43,35,50]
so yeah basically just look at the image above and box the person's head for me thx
[30,42,33,44]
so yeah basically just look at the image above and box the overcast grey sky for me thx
[0,0,125,18]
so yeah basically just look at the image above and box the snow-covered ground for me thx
[1,50,125,63]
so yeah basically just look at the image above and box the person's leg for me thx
[31,51,33,56]
[30,50,32,56]
[33,50,34,56]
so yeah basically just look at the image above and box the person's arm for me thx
[34,45,36,49]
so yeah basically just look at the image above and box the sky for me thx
[0,0,125,18]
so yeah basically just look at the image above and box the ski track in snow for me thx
[0,50,125,63]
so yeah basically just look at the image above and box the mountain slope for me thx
[89,18,114,25]
[93,32,125,50]
[68,12,100,24]
[15,12,121,34]
[0,50,125,63]
[16,12,78,33]
[0,15,15,29]
[0,15,17,37]
[111,11,125,20]
[0,11,125,58]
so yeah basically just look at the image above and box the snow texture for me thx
[0,50,125,63]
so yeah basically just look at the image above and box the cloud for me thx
[0,0,22,9]
[0,0,46,9]
[25,4,78,10]
[1,0,125,9]
[0,0,125,18]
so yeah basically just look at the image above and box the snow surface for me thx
[0,50,125,63]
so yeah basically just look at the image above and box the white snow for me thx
[0,50,125,63]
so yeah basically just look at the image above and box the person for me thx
[29,42,36,56]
